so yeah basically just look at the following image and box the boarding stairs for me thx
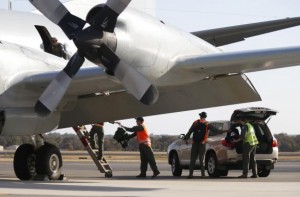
[72,126,112,178]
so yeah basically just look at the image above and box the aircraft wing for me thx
[192,17,300,46]
[170,46,300,77]
[12,64,260,128]
[21,45,300,128]
[58,73,261,128]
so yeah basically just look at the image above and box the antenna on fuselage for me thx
[8,0,12,11]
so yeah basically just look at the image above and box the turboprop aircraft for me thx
[2,0,300,180]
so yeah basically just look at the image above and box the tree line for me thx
[0,133,178,152]
[0,133,299,152]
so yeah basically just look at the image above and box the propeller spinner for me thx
[29,0,159,116]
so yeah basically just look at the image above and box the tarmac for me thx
[0,153,300,196]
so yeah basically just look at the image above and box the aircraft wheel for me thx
[36,143,63,180]
[13,144,37,180]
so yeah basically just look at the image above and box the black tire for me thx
[219,170,228,177]
[35,143,63,180]
[206,153,220,177]
[13,144,36,180]
[171,152,182,176]
[258,166,271,177]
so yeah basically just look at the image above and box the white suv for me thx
[167,107,279,177]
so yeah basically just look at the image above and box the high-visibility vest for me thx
[244,123,259,146]
[136,124,151,147]
[200,119,209,144]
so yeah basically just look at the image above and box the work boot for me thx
[250,174,258,178]
[136,173,146,178]
[238,174,247,178]
[152,171,160,178]
[97,153,103,161]
[187,174,193,179]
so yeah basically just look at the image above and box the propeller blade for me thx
[115,60,159,105]
[99,44,159,105]
[35,53,85,116]
[29,0,85,39]
[90,0,131,32]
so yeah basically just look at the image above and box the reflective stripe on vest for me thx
[136,124,151,147]
[200,119,209,144]
[244,123,259,146]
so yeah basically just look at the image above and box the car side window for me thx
[209,123,225,136]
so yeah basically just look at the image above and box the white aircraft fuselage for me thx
[3,0,300,181]
[0,8,219,136]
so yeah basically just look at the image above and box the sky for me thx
[1,0,300,136]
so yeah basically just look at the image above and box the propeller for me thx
[29,0,159,116]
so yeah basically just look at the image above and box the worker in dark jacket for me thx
[118,117,160,178]
[184,112,218,178]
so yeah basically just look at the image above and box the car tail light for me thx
[272,139,278,147]
[221,138,234,148]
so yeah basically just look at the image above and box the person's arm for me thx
[127,132,137,140]
[239,125,248,141]
[208,124,220,134]
[123,125,144,133]
[183,122,196,141]
[93,123,103,127]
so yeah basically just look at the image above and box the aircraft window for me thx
[35,26,71,60]
[0,41,2,44]
[48,38,69,59]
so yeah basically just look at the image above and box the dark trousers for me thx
[189,143,206,176]
[139,144,159,175]
[242,143,257,176]
[90,127,104,157]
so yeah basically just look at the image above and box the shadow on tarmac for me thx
[0,179,162,192]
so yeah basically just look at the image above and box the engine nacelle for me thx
[0,108,60,136]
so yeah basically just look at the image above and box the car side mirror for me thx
[178,134,185,139]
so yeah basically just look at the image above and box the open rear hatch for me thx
[230,107,277,122]
[230,107,278,154]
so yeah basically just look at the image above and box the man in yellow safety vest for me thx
[237,119,259,178]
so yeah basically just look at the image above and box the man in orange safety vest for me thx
[118,117,160,178]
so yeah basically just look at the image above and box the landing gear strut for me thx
[13,135,63,180]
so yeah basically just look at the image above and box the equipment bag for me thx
[113,127,130,148]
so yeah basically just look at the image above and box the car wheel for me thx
[258,166,271,177]
[219,170,228,177]
[206,153,220,177]
[171,152,182,176]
